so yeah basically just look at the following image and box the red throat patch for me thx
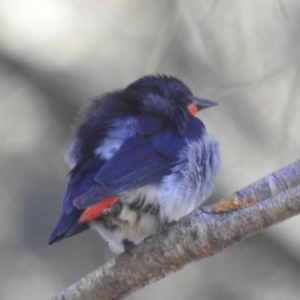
[78,197,118,224]
[187,103,197,116]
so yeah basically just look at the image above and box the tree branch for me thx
[51,160,300,300]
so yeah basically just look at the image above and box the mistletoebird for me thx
[49,75,220,253]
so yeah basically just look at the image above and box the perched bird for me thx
[48,75,220,253]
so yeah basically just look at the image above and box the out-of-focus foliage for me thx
[1,1,300,299]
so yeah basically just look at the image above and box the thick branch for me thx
[51,160,300,300]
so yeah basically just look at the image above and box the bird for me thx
[48,75,220,253]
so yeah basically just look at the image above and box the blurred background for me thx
[1,1,300,299]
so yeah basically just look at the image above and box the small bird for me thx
[48,75,220,253]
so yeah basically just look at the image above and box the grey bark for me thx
[51,160,300,300]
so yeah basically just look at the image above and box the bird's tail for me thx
[48,209,87,244]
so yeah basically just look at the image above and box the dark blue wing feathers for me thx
[48,113,205,244]
[63,157,105,213]
[73,117,205,209]
[149,126,183,158]
[48,207,83,244]
[74,137,173,208]
[48,158,105,244]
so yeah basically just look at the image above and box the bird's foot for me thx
[161,221,175,236]
[122,239,136,256]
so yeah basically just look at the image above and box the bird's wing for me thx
[48,157,105,244]
[48,114,184,243]
[73,125,184,209]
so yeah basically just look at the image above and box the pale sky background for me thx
[1,1,300,299]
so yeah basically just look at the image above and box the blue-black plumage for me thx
[49,75,220,253]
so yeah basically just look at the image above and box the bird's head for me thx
[125,75,217,117]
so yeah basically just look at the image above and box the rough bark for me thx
[51,160,300,300]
